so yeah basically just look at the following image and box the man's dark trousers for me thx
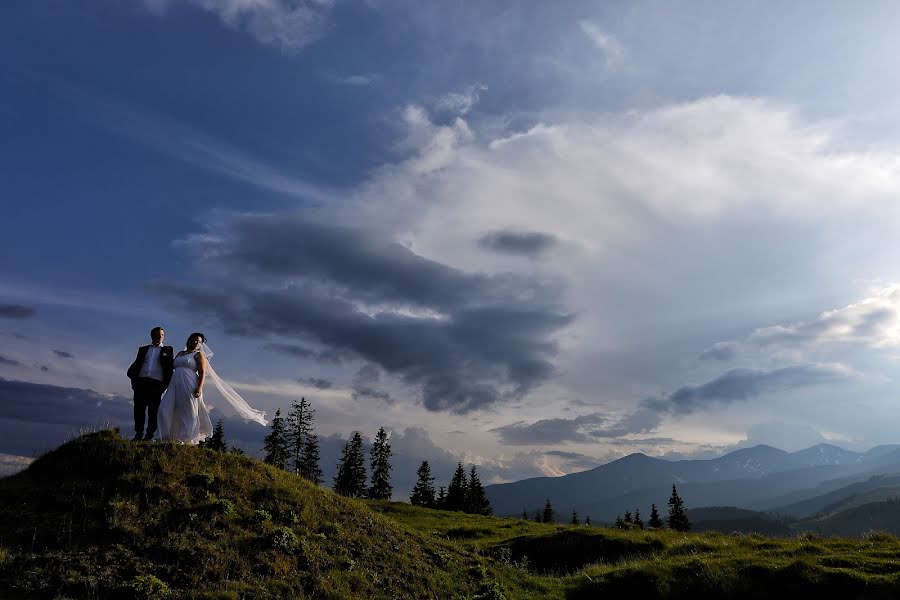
[133,377,165,437]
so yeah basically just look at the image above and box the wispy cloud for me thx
[329,73,381,86]
[142,0,335,53]
[579,21,625,68]
[74,89,339,205]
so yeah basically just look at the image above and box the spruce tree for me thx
[368,427,393,500]
[533,510,542,522]
[333,432,366,498]
[201,418,226,452]
[436,486,446,508]
[446,462,468,511]
[542,498,554,523]
[299,433,323,485]
[615,515,625,529]
[667,483,691,531]
[263,409,289,469]
[623,510,633,525]
[286,397,313,474]
[585,515,592,527]
[522,508,528,520]
[464,465,492,515]
[570,509,580,525]
[648,503,663,529]
[410,460,436,507]
[634,508,644,529]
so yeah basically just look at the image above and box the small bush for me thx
[187,471,217,490]
[269,526,299,552]
[128,574,170,600]
[251,509,272,524]
[212,499,236,516]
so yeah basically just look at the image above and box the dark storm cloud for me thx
[477,230,557,257]
[698,341,738,362]
[53,350,74,359]
[298,377,333,389]
[657,364,850,415]
[491,364,849,444]
[491,413,607,445]
[0,377,132,427]
[491,406,665,445]
[264,343,344,364]
[0,304,35,319]
[158,214,572,413]
[0,355,21,367]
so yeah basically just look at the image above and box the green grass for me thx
[4,431,900,599]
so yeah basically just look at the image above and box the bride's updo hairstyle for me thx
[187,332,206,351]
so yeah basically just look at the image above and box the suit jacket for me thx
[127,345,175,390]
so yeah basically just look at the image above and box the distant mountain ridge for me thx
[485,442,900,521]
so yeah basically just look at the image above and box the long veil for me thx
[200,342,268,426]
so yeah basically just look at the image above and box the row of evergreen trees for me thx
[260,397,395,500]
[614,484,691,531]
[410,460,492,515]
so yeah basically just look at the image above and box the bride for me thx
[157,332,267,444]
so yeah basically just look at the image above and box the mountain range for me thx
[485,443,900,530]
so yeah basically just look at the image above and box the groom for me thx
[126,326,174,441]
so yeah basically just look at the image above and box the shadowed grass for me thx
[5,431,900,599]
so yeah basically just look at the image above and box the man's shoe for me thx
[143,433,155,441]
[131,434,142,442]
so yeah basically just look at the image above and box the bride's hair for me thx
[187,332,206,348]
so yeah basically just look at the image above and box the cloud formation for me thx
[0,304,35,319]
[158,214,571,413]
[654,364,852,415]
[477,230,557,257]
[0,377,132,427]
[143,0,334,52]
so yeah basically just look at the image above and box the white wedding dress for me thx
[158,352,213,444]
[157,346,268,444]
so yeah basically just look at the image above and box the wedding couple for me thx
[126,327,267,444]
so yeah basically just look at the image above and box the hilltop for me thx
[5,432,900,599]
[0,431,513,599]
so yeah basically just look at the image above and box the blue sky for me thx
[6,1,900,485]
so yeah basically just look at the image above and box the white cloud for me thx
[142,0,335,52]
[579,20,625,68]
[330,73,380,86]
[335,94,900,453]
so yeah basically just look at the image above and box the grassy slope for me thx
[0,431,520,600]
[5,432,900,599]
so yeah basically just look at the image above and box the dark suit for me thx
[127,345,174,438]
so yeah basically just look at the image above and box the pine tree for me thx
[299,433,323,485]
[333,432,366,498]
[542,498,554,523]
[200,418,226,452]
[533,510,542,522]
[634,508,644,529]
[368,427,393,500]
[436,486,446,508]
[263,409,289,469]
[623,510,633,525]
[648,503,663,529]
[585,515,592,527]
[286,397,313,474]
[410,461,436,507]
[445,462,468,511]
[667,483,691,531]
[464,465,492,515]
[570,509,580,525]
[522,508,528,520]
[615,515,625,529]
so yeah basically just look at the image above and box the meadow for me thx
[2,431,900,599]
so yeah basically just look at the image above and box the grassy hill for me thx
[5,431,900,598]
